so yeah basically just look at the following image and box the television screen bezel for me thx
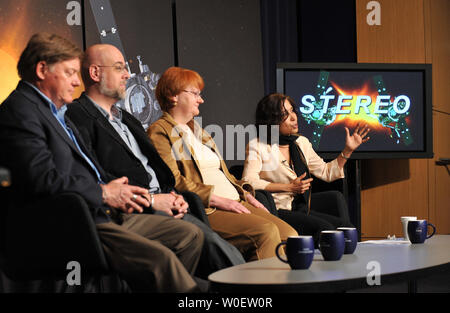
[276,62,433,159]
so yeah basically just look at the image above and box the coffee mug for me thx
[319,230,345,261]
[407,220,436,244]
[401,216,417,241]
[337,227,358,254]
[276,236,314,270]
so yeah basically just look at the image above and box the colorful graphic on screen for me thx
[284,70,425,153]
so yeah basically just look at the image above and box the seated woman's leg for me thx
[277,209,334,248]
[309,210,354,229]
[242,201,298,241]
[207,204,297,261]
[310,191,353,226]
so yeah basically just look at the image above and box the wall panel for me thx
[83,0,174,74]
[357,0,427,238]
[176,0,264,166]
[356,0,450,237]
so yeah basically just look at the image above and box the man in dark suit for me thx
[66,44,245,278]
[0,33,204,292]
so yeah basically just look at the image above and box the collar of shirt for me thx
[86,95,122,122]
[23,81,68,124]
[23,82,105,184]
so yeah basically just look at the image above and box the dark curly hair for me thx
[255,93,298,143]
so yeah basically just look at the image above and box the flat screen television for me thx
[276,63,433,159]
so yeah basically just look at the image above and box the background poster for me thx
[0,0,84,103]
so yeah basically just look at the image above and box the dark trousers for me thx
[178,191,246,278]
[276,191,353,248]
[182,214,245,279]
[97,214,204,293]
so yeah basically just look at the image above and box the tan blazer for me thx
[148,112,254,210]
[242,136,345,211]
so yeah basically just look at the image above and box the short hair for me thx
[17,33,83,82]
[156,66,205,112]
[255,93,298,142]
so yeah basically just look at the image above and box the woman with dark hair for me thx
[148,68,297,261]
[242,93,370,246]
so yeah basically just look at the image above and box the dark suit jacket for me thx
[66,93,175,193]
[0,82,110,223]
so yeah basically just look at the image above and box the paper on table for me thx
[360,239,411,245]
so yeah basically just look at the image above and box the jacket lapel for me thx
[65,117,107,179]
[19,82,85,157]
[161,113,204,176]
[78,94,135,156]
[160,113,241,189]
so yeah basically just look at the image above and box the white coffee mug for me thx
[401,216,417,241]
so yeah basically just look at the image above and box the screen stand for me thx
[346,159,362,241]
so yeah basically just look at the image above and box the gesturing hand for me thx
[344,122,370,152]
[290,172,313,194]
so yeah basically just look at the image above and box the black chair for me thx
[229,164,279,216]
[0,168,128,292]
[1,193,109,281]
[180,191,211,228]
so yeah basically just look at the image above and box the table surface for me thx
[208,235,450,292]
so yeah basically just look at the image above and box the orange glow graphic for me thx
[0,1,28,103]
[0,1,84,103]
[330,81,385,131]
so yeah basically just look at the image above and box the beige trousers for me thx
[97,213,204,292]
[207,201,298,261]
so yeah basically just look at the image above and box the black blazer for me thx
[0,82,110,223]
[66,93,176,193]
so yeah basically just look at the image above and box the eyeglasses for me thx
[95,63,128,73]
[182,90,203,99]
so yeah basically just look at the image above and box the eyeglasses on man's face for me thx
[95,62,128,74]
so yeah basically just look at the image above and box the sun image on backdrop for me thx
[0,0,85,103]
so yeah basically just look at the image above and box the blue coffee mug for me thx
[276,236,314,270]
[407,220,436,244]
[319,231,345,261]
[337,227,358,254]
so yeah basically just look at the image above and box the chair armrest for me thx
[255,190,279,216]
[180,191,211,228]
[2,193,108,281]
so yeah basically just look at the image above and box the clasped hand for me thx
[101,177,188,218]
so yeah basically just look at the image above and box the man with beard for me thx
[0,34,204,293]
[66,44,245,280]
